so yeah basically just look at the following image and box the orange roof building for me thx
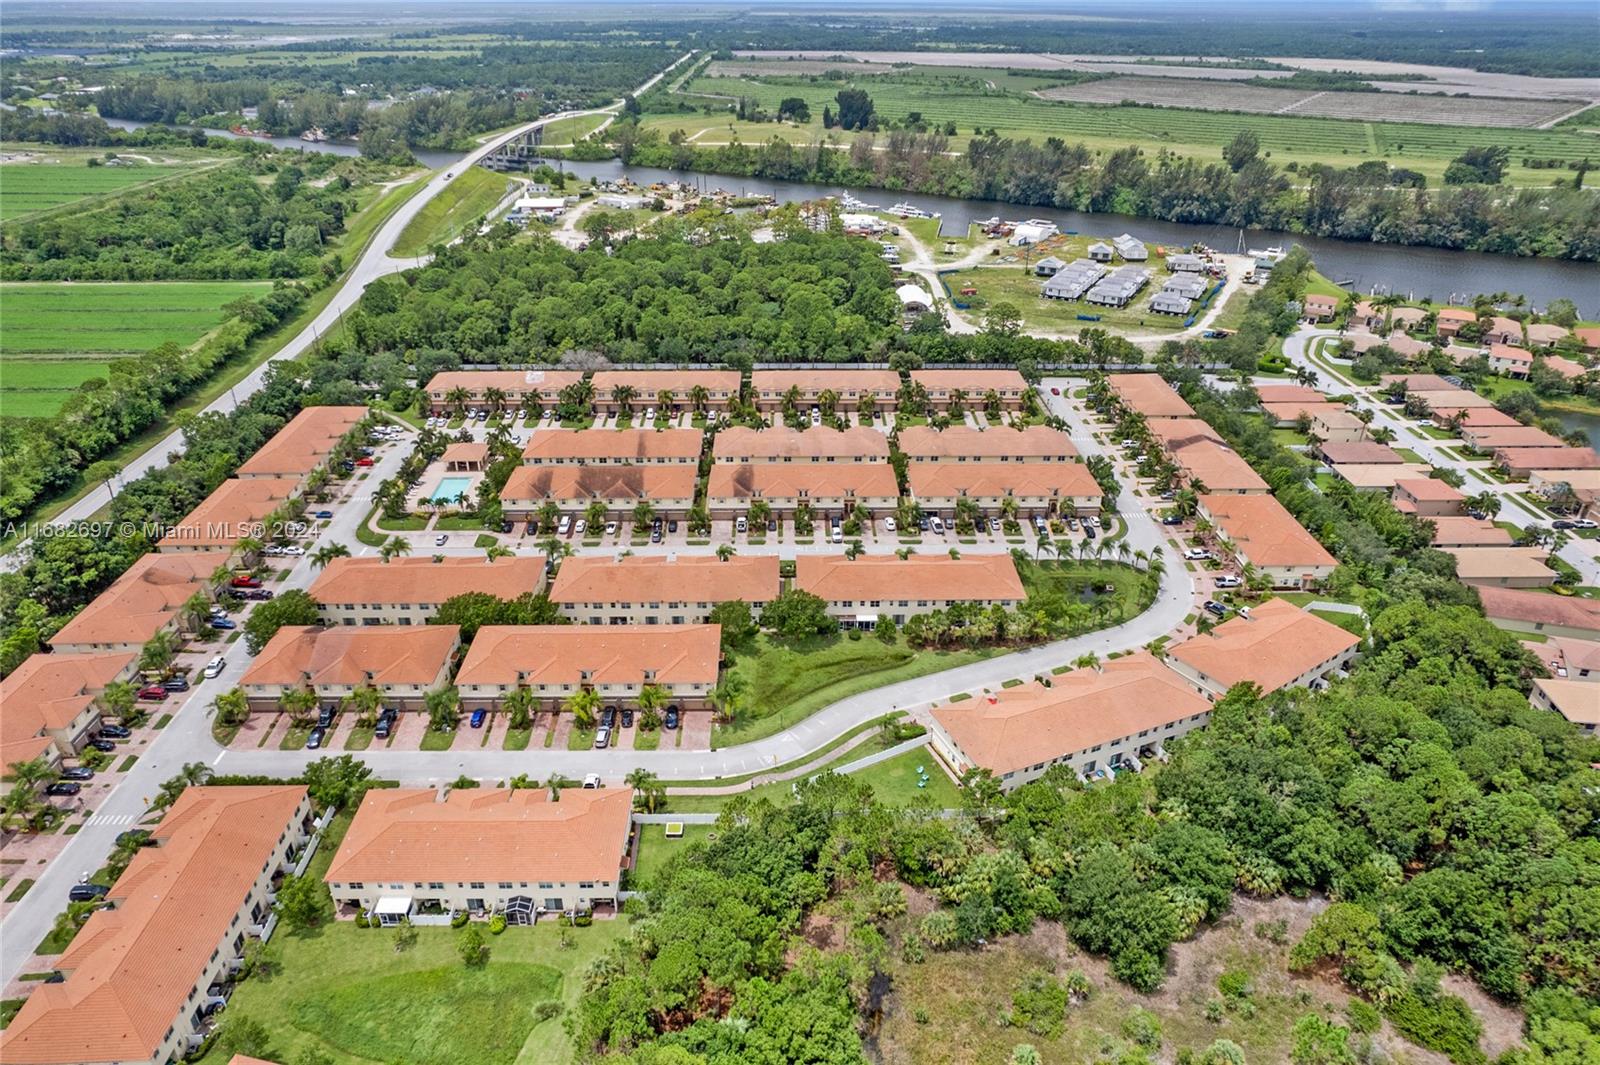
[1428,517,1514,548]
[1107,373,1194,418]
[310,556,546,626]
[928,652,1212,789]
[0,787,313,1065]
[458,624,721,709]
[1391,477,1464,517]
[910,369,1029,409]
[550,555,779,625]
[425,369,583,413]
[896,425,1077,462]
[240,625,459,711]
[521,428,703,465]
[157,476,298,554]
[1167,599,1361,696]
[325,787,633,918]
[1198,494,1336,588]
[795,553,1025,625]
[499,464,698,519]
[1172,439,1269,494]
[236,405,367,484]
[1318,442,1403,465]
[1254,384,1326,405]
[712,426,889,464]
[1261,400,1349,427]
[907,462,1103,517]
[706,463,900,518]
[1495,447,1600,478]
[590,370,741,411]
[50,550,233,654]
[751,369,901,410]
[1147,418,1224,451]
[0,651,138,771]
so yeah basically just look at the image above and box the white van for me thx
[204,656,226,679]
[582,773,601,789]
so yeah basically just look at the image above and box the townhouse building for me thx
[49,550,231,654]
[239,625,460,713]
[457,624,720,711]
[310,556,546,627]
[793,554,1025,627]
[424,369,584,414]
[1166,599,1362,698]
[549,555,779,625]
[0,651,138,772]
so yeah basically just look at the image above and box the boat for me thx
[300,126,327,142]
[229,125,273,139]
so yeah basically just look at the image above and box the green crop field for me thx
[0,281,271,418]
[670,70,1598,185]
[0,147,227,221]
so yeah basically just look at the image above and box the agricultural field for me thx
[0,145,228,222]
[1037,75,1585,128]
[670,68,1600,184]
[0,281,270,418]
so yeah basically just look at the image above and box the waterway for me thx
[1555,409,1600,452]
[104,117,1598,312]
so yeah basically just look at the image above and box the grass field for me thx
[392,166,513,257]
[0,146,228,222]
[539,113,610,145]
[0,281,273,418]
[943,264,1193,336]
[664,68,1598,185]
[667,743,963,814]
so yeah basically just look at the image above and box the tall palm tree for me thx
[584,499,608,530]
[637,683,668,726]
[716,543,736,561]
[611,385,637,419]
[343,685,384,728]
[140,630,177,674]
[379,535,412,563]
[101,680,138,724]
[281,686,319,728]
[484,387,507,416]
[710,674,747,724]
[485,544,514,561]
[445,387,471,416]
[632,500,656,530]
[565,688,602,730]
[688,384,709,415]
[502,686,537,730]
[625,768,665,813]
[656,389,676,414]
[311,542,351,569]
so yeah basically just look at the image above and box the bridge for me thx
[481,123,546,172]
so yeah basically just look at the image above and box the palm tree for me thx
[716,543,736,562]
[859,391,878,421]
[140,630,177,674]
[101,680,139,724]
[1467,491,1503,519]
[446,387,471,416]
[179,591,211,635]
[281,686,319,728]
[1369,425,1397,445]
[656,389,676,414]
[625,768,666,813]
[379,535,412,563]
[502,686,537,730]
[688,384,709,415]
[311,542,351,569]
[213,687,249,728]
[584,499,608,531]
[538,501,561,534]
[565,688,602,730]
[236,535,265,565]
[484,387,507,416]
[154,762,214,809]
[343,685,384,728]
[632,499,656,531]
[485,544,514,561]
[710,674,747,724]
[748,499,771,529]
[817,388,840,420]
[611,384,637,419]
[637,683,669,724]
[545,774,577,802]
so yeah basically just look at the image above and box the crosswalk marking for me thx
[85,812,137,827]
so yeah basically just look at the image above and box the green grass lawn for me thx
[0,146,227,221]
[1309,608,1367,637]
[942,264,1183,336]
[393,167,512,257]
[568,725,597,750]
[630,823,715,889]
[193,916,630,1065]
[714,633,996,747]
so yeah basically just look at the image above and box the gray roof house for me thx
[1150,293,1193,315]
[1166,253,1204,273]
[1087,242,1114,262]
[1161,274,1209,301]
[1085,266,1153,308]
[1033,256,1066,277]
[1112,234,1149,261]
[1041,259,1106,301]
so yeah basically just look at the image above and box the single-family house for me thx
[1448,548,1557,589]
[1390,477,1463,517]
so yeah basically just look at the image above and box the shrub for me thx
[531,1000,562,1023]
[1345,999,1382,1034]
[488,914,507,935]
[574,913,593,927]
[1383,991,1485,1065]
[451,911,469,928]
[354,913,370,929]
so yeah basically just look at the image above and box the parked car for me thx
[930,517,945,534]
[621,708,634,728]
[884,516,897,532]
[988,517,1001,532]
[650,527,662,543]
[374,710,397,739]
[574,519,587,535]
[137,685,168,701]
[229,576,262,589]
[316,706,336,728]
[68,882,107,901]
[1575,519,1599,530]
[161,676,189,692]
[1204,600,1228,618]
[62,766,95,781]
[832,525,843,543]
[604,521,618,535]
[1162,514,1184,526]
[355,457,374,467]
[313,510,334,519]
[97,724,132,739]
[434,534,448,546]
[1082,524,1096,540]
[582,773,601,789]
[1554,520,1576,530]
[918,515,930,532]
[1214,575,1242,589]
[87,738,117,753]
[1183,548,1211,560]
[204,656,226,679]
[210,617,237,630]
[667,520,678,533]
[558,515,572,535]
[664,707,680,730]
[594,727,611,749]
[767,518,777,532]
[240,589,274,601]
[470,708,486,729]
[735,516,748,533]
[305,727,325,750]
[49,782,82,797]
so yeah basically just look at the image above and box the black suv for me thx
[69,883,108,902]
[47,782,81,796]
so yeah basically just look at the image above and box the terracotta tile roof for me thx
[0,652,135,770]
[1480,587,1600,634]
[550,554,778,605]
[1394,478,1463,502]
[752,369,901,396]
[1312,409,1365,430]
[159,477,298,550]
[1542,355,1587,379]
[1436,308,1476,323]
[1199,495,1336,569]
[712,426,889,462]
[1447,408,1519,428]
[236,406,367,478]
[326,787,632,886]
[241,626,458,688]
[1381,373,1456,391]
[1172,440,1269,492]
[458,625,720,688]
[1533,678,1600,725]
[442,442,488,464]
[50,550,232,649]
[931,652,1209,776]
[1320,442,1401,464]
[896,425,1077,461]
[426,369,583,397]
[311,556,545,606]
[590,369,740,398]
[1303,294,1338,315]
[1262,401,1348,424]
[1106,373,1194,418]
[501,464,698,505]
[229,1057,283,1065]
[1449,548,1557,583]
[795,553,1024,604]
[0,787,307,1065]
[521,428,702,463]
[1496,447,1600,472]
[1169,599,1360,693]
[1332,462,1435,489]
[1253,384,1326,404]
[1526,323,1569,346]
[907,462,1103,502]
[909,369,1028,394]
[707,462,899,503]
[1428,517,1513,547]
[1148,418,1224,450]
[1540,636,1600,676]
[1462,426,1564,449]
[1489,343,1534,365]
[1575,327,1600,349]
[1488,315,1523,337]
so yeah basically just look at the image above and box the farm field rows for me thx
[0,147,226,221]
[0,281,271,418]
[676,72,1599,183]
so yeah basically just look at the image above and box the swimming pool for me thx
[429,476,473,504]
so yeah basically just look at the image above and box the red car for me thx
[230,576,262,589]
[137,685,168,701]
[354,457,374,467]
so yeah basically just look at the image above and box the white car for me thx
[832,526,843,543]
[1214,575,1242,588]
[930,517,946,534]
[1183,548,1212,561]
[204,656,226,679]
[605,521,618,535]
[279,545,305,556]
[735,516,748,533]
[574,519,587,535]
[1574,519,1599,530]
[884,516,896,532]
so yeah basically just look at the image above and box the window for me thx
[498,882,513,890]
[469,882,485,890]
[349,881,364,889]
